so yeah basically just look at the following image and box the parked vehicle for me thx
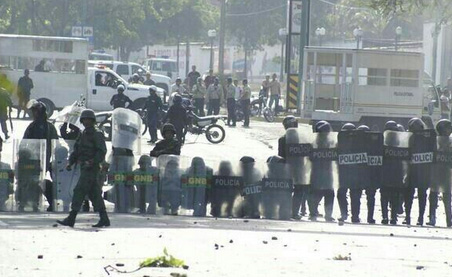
[144,58,178,81]
[88,60,172,97]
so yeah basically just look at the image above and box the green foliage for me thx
[139,248,186,268]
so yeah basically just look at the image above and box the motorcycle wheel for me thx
[205,124,226,144]
[263,108,275,122]
[236,110,244,122]
[250,104,260,117]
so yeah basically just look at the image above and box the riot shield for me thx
[157,155,182,215]
[52,140,80,212]
[260,158,293,220]
[409,129,436,189]
[180,157,213,217]
[132,156,159,214]
[432,136,452,193]
[0,157,14,211]
[107,153,137,213]
[239,158,263,219]
[13,139,46,212]
[382,131,411,189]
[56,101,85,131]
[285,128,312,185]
[210,160,243,218]
[310,132,338,190]
[363,132,384,189]
[111,108,142,154]
[337,130,369,189]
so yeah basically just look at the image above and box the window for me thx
[116,64,129,76]
[151,61,176,72]
[0,55,85,74]
[131,65,145,75]
[358,68,387,86]
[32,40,73,53]
[390,69,419,87]
[95,71,118,88]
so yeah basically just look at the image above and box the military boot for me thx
[57,211,77,227]
[92,211,110,228]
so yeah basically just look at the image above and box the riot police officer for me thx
[427,119,452,227]
[164,94,188,144]
[57,109,110,227]
[144,85,163,144]
[24,100,58,211]
[278,116,298,158]
[404,118,436,226]
[309,121,336,222]
[357,124,383,224]
[110,85,132,109]
[337,123,357,222]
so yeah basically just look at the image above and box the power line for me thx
[316,0,370,11]
[226,4,286,17]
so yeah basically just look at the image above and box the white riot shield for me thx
[13,139,46,212]
[382,131,411,189]
[132,156,159,214]
[106,153,137,213]
[432,136,452,193]
[210,160,243,218]
[310,132,338,190]
[52,140,80,212]
[157,155,182,215]
[260,158,293,220]
[111,108,142,154]
[180,157,213,217]
[240,158,263,219]
[285,128,312,186]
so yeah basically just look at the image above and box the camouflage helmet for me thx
[138,155,152,165]
[161,123,176,136]
[80,109,96,123]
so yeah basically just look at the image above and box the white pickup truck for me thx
[2,66,163,117]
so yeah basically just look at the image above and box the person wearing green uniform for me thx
[57,109,110,228]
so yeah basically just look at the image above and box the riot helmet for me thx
[316,121,332,133]
[117,84,125,93]
[173,94,182,104]
[436,119,452,136]
[79,109,96,123]
[341,123,356,131]
[384,121,399,131]
[283,116,298,129]
[161,123,176,137]
[408,117,425,132]
[357,125,370,131]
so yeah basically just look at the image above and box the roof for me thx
[304,46,422,56]
[0,33,88,42]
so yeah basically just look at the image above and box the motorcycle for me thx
[235,92,275,123]
[184,105,227,144]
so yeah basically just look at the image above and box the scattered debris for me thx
[390,233,394,237]
[416,266,424,270]
[182,265,189,270]
[37,255,43,259]
[52,224,58,227]
[229,240,233,244]
[170,273,187,277]
[244,220,249,223]
[104,248,187,276]
[284,245,287,247]
[333,255,351,261]
[287,229,292,232]
[414,244,417,247]
[76,255,83,259]
[271,236,278,240]
[193,222,197,224]
[263,241,268,244]
[159,235,162,238]
[115,263,124,267]
[111,243,115,246]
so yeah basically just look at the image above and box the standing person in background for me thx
[268,73,281,116]
[207,78,223,115]
[225,78,236,127]
[440,89,451,119]
[0,87,12,139]
[234,79,242,101]
[17,69,34,119]
[143,72,156,86]
[241,79,251,128]
[191,77,206,116]
[110,85,132,110]
[187,65,201,90]
[169,78,187,107]
[261,75,270,115]
[144,86,163,144]
[204,69,215,89]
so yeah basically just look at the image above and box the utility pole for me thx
[297,0,310,113]
[186,39,190,77]
[218,0,226,78]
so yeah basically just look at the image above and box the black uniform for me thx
[165,103,188,143]
[110,93,132,109]
[144,94,163,142]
